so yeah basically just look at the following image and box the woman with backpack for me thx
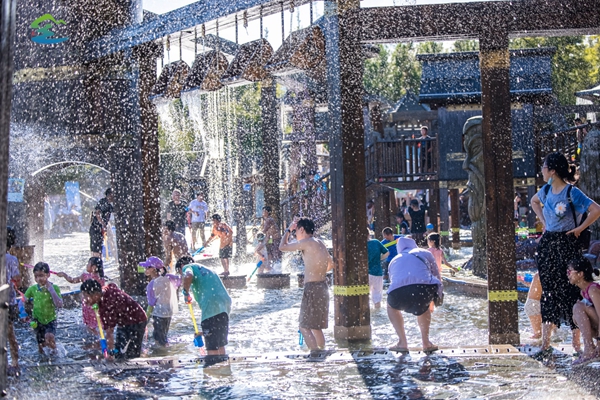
[530,152,600,360]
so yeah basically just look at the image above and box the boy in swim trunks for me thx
[280,217,334,351]
[205,214,233,276]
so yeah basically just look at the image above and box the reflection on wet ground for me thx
[5,233,597,398]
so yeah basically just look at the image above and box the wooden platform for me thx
[443,275,528,302]
[256,273,290,289]
[221,275,247,289]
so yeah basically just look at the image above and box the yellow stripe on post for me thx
[333,285,370,296]
[451,228,460,233]
[488,290,518,302]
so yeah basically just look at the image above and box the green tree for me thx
[417,41,444,54]
[453,40,479,52]
[510,36,595,105]
[584,36,600,85]
[363,43,421,102]
[390,43,422,99]
[363,45,395,101]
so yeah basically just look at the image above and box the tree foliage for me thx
[417,41,444,54]
[453,40,479,52]
[363,43,422,102]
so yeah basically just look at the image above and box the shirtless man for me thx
[205,214,233,276]
[279,217,333,351]
[162,220,190,271]
[261,206,282,263]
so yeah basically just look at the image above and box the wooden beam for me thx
[360,0,600,43]
[0,0,16,390]
[87,0,313,59]
[261,78,282,233]
[479,28,520,345]
[136,42,164,259]
[325,0,371,341]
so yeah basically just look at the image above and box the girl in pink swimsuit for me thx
[56,257,106,334]
[426,233,458,275]
[568,257,600,366]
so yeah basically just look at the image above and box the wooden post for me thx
[136,42,164,259]
[324,0,371,341]
[260,78,281,230]
[479,29,520,344]
[0,0,16,391]
[373,189,391,240]
[449,188,461,250]
[439,183,450,248]
[428,183,440,231]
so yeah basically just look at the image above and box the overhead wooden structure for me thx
[184,50,229,92]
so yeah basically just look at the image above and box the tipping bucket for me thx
[266,26,325,76]
[220,39,274,86]
[150,60,190,99]
[184,50,229,93]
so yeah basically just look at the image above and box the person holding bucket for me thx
[179,256,232,355]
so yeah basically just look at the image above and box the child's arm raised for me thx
[45,281,63,309]
[55,271,83,284]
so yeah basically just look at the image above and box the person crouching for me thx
[80,280,147,359]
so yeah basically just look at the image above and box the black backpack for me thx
[543,184,591,251]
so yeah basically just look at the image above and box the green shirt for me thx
[25,284,62,325]
[183,264,231,321]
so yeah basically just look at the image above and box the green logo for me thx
[30,14,69,45]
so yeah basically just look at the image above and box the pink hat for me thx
[140,256,165,269]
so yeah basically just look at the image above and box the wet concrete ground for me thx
[5,232,600,398]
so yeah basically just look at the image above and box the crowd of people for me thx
[5,151,600,375]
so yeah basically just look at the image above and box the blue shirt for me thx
[537,184,592,232]
[183,264,232,321]
[367,239,388,276]
[381,235,401,262]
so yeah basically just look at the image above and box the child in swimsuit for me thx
[56,257,105,334]
[568,258,600,366]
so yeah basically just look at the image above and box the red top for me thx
[99,283,147,329]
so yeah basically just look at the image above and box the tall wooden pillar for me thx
[428,184,440,231]
[373,189,391,240]
[136,42,163,258]
[324,0,371,341]
[439,183,450,248]
[0,0,16,391]
[479,29,519,344]
[449,188,461,250]
[261,78,281,228]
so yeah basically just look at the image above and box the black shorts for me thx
[8,304,19,323]
[152,316,171,346]
[201,312,229,351]
[90,228,104,253]
[387,284,438,316]
[219,246,232,259]
[34,320,57,344]
[115,321,146,359]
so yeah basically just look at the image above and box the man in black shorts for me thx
[89,188,114,257]
[205,214,233,276]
